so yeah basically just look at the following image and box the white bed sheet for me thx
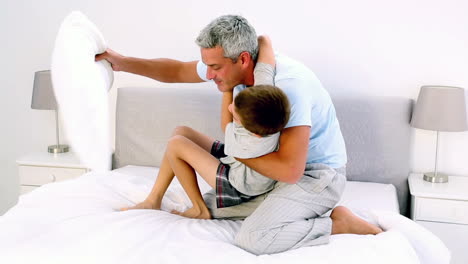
[0,166,450,264]
[112,165,400,215]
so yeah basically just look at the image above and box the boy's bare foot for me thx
[120,199,160,211]
[331,206,383,235]
[171,206,211,219]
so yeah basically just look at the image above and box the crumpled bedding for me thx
[0,168,450,264]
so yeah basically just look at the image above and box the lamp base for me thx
[423,172,448,183]
[48,144,69,154]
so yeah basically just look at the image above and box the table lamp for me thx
[411,85,468,183]
[31,70,69,153]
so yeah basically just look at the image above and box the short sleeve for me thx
[224,122,280,159]
[275,78,313,128]
[253,62,275,86]
[196,60,209,81]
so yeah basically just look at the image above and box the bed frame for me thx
[113,86,413,215]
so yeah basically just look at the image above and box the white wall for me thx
[1,0,468,214]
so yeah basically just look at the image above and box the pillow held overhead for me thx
[51,11,113,172]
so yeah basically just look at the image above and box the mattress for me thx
[0,166,449,264]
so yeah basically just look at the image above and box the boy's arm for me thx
[254,36,275,86]
[257,35,275,67]
[221,91,233,132]
[235,126,310,184]
[95,49,205,83]
[221,36,275,132]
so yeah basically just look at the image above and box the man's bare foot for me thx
[120,199,160,211]
[331,206,383,235]
[171,206,211,219]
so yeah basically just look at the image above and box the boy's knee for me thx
[167,134,187,150]
[172,126,192,137]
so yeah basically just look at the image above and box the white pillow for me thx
[51,11,113,172]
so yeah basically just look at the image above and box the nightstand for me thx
[409,173,468,264]
[16,152,90,194]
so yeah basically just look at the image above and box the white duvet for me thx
[0,169,449,264]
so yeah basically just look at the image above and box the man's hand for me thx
[95,48,126,71]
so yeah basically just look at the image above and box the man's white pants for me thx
[204,164,346,255]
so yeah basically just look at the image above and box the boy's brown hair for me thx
[234,85,290,136]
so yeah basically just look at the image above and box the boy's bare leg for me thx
[166,135,220,219]
[120,126,217,212]
[172,126,215,152]
[331,206,383,235]
[120,151,175,211]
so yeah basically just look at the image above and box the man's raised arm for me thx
[95,49,205,83]
[236,126,310,184]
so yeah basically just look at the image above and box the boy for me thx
[213,84,289,209]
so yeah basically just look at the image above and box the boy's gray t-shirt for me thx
[220,122,278,196]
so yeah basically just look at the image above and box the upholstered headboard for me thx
[114,87,413,215]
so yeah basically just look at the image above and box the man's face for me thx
[201,46,244,92]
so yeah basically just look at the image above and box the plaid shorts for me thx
[211,140,253,208]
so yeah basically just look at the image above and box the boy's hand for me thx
[257,35,272,46]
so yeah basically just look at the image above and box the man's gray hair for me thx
[195,15,258,61]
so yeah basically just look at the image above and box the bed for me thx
[0,86,449,264]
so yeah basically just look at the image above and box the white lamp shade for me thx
[411,86,468,132]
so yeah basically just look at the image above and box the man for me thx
[96,14,382,255]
